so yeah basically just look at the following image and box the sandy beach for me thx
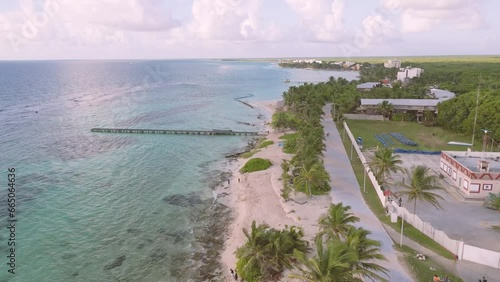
[217,100,332,281]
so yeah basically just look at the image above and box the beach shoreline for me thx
[217,99,332,281]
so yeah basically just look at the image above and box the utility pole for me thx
[400,208,404,247]
[471,77,481,147]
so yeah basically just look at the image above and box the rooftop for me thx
[357,82,380,89]
[443,151,500,173]
[430,89,456,101]
[360,99,440,107]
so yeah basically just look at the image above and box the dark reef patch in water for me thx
[43,135,135,161]
[189,203,233,281]
[163,192,204,207]
[61,253,77,260]
[104,255,126,270]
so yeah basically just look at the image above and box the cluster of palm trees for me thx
[291,203,389,282]
[235,221,309,281]
[273,84,332,198]
[235,203,390,281]
[368,147,445,214]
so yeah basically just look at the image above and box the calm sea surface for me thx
[0,60,358,281]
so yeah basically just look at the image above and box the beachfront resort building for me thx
[397,67,423,83]
[384,59,401,68]
[440,151,500,199]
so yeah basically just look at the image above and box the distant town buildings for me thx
[384,59,401,68]
[440,151,500,199]
[397,67,424,82]
[280,59,361,71]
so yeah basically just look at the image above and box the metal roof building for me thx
[356,82,380,91]
[360,99,440,108]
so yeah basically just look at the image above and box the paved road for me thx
[322,104,413,282]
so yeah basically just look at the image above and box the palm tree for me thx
[368,147,404,187]
[236,221,269,281]
[290,237,359,282]
[377,101,393,121]
[396,165,445,214]
[345,227,389,282]
[293,161,330,198]
[236,221,308,281]
[316,203,360,241]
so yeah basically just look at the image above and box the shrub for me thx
[257,140,274,149]
[281,160,293,201]
[484,193,500,211]
[283,138,297,154]
[240,150,257,158]
[240,158,272,173]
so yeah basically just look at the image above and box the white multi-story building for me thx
[397,67,423,82]
[384,59,401,68]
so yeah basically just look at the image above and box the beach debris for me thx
[104,255,126,270]
[416,253,427,261]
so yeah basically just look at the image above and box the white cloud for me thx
[382,0,485,33]
[0,0,181,54]
[187,0,280,41]
[286,0,346,42]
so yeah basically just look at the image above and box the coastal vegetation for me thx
[368,147,404,187]
[280,160,293,201]
[257,140,274,149]
[240,158,273,173]
[290,203,388,282]
[271,111,300,132]
[236,204,389,282]
[235,221,308,282]
[316,203,360,241]
[396,165,445,214]
[271,82,333,197]
[484,192,500,212]
[278,60,355,71]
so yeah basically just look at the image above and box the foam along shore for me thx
[218,100,333,280]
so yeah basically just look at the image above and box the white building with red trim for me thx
[440,151,500,198]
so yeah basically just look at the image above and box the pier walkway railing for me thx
[91,128,262,136]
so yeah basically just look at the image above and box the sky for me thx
[0,0,498,60]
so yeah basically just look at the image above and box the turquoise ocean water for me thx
[0,60,358,281]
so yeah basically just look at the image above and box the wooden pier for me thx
[91,128,262,136]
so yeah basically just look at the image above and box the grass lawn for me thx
[346,120,484,152]
[396,245,463,282]
[338,122,457,261]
